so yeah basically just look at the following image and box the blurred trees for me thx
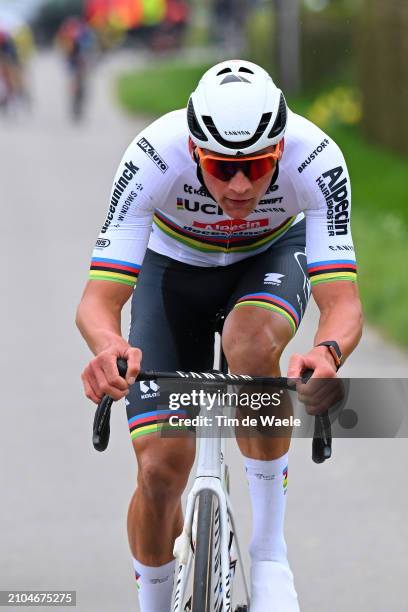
[273,0,301,94]
[358,0,408,155]
[246,1,355,92]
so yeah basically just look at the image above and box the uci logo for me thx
[177,198,223,215]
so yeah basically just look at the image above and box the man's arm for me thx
[312,281,363,359]
[288,281,363,378]
[76,280,142,403]
[288,281,363,414]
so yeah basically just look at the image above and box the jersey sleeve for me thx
[293,134,357,287]
[89,120,175,287]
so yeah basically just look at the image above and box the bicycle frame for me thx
[171,397,250,612]
[171,320,248,611]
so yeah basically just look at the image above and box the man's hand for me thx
[81,335,142,404]
[288,346,344,415]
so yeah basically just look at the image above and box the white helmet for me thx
[187,59,287,156]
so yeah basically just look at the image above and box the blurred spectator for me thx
[150,0,190,51]
[56,16,97,121]
[211,0,248,54]
[0,23,31,113]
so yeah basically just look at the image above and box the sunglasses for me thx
[195,141,283,182]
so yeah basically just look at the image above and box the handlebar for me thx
[92,359,332,463]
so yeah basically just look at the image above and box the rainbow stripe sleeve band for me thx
[89,257,141,286]
[307,260,357,286]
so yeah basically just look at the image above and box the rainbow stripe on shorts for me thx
[128,409,189,439]
[234,293,300,335]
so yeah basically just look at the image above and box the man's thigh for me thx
[227,219,310,337]
[127,250,219,441]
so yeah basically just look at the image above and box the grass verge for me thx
[117,60,213,117]
[116,60,408,348]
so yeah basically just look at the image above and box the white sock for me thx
[244,453,289,564]
[133,557,176,612]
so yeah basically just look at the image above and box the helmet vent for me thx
[217,67,232,76]
[220,74,250,85]
[238,67,254,74]
[187,98,208,141]
[268,93,287,139]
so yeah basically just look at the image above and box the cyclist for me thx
[0,28,21,110]
[77,60,363,611]
[56,16,96,120]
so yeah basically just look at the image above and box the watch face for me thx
[328,345,342,366]
[317,341,342,368]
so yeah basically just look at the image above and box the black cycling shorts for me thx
[126,219,310,440]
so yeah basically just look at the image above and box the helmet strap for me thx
[268,160,280,190]
[194,157,216,201]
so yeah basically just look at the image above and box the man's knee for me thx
[135,436,195,502]
[224,327,282,367]
[222,308,291,372]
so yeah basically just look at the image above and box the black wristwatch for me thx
[315,341,343,370]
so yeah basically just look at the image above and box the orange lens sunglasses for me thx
[196,140,283,182]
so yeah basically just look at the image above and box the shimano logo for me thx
[140,380,160,399]
[224,130,251,136]
[137,137,168,173]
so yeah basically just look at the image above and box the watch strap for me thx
[316,341,342,370]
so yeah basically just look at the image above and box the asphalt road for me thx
[1,51,407,612]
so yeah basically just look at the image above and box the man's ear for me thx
[188,137,197,160]
[277,138,285,161]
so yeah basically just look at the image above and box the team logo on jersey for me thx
[139,380,160,399]
[184,183,211,197]
[264,273,285,286]
[316,166,349,237]
[298,138,330,174]
[101,161,139,234]
[255,195,285,214]
[329,244,354,252]
[258,197,284,205]
[95,238,110,249]
[193,218,268,232]
[137,137,168,173]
